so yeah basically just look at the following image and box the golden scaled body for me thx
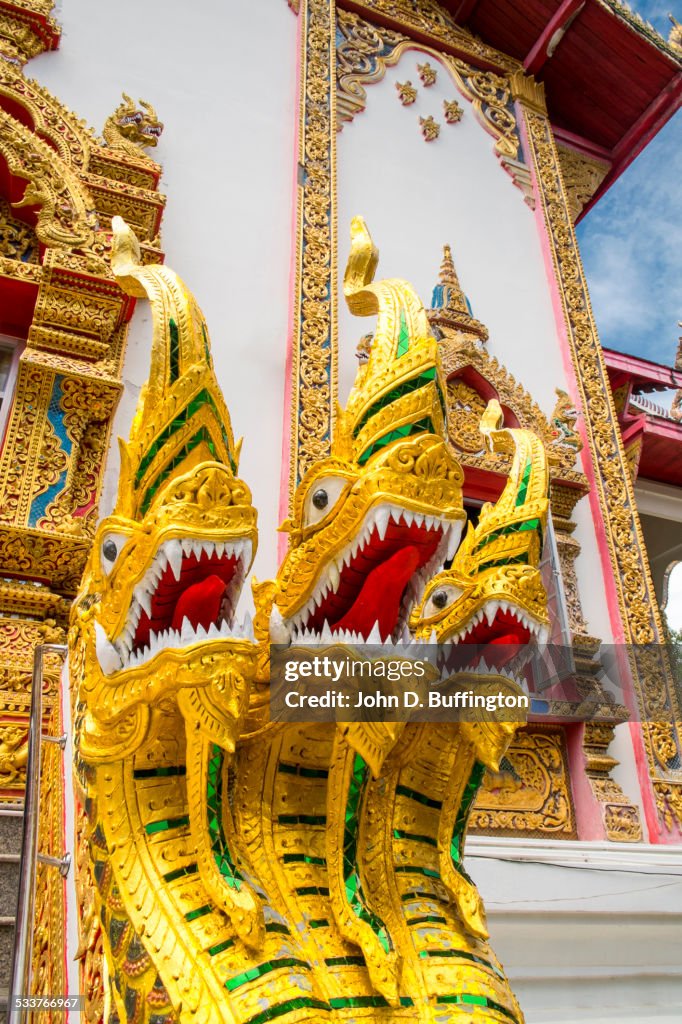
[71,217,550,1024]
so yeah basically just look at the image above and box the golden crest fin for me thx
[337,216,448,465]
[110,217,238,519]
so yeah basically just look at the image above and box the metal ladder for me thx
[7,644,71,1024]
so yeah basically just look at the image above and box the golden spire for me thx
[437,244,469,314]
[428,243,489,343]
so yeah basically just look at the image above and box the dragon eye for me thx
[100,532,129,576]
[102,539,118,561]
[303,476,349,528]
[423,583,463,618]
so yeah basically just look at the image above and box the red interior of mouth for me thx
[133,550,239,653]
[304,519,443,640]
[460,608,531,670]
[464,609,531,648]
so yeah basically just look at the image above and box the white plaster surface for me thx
[32,0,298,585]
[336,48,618,648]
[469,838,682,1023]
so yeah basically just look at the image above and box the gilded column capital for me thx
[510,69,547,114]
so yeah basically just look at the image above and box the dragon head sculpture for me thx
[264,217,465,650]
[71,218,257,756]
[104,93,163,155]
[410,400,550,667]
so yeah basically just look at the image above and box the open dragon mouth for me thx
[436,599,549,676]
[95,536,254,675]
[283,504,463,645]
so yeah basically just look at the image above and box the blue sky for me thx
[576,0,681,367]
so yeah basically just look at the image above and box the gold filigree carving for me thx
[419,113,440,140]
[443,98,463,123]
[335,9,526,195]
[471,727,577,838]
[556,145,610,223]
[289,0,338,500]
[102,93,163,161]
[0,107,96,249]
[670,14,682,53]
[583,722,643,842]
[395,79,416,104]
[336,10,405,127]
[0,1,60,63]
[346,0,519,71]
[417,60,437,86]
[518,86,682,828]
[0,195,38,260]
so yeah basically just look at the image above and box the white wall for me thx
[33,0,298,584]
[470,837,682,1023]
[336,49,618,645]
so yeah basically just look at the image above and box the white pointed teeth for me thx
[367,621,382,644]
[95,621,123,675]
[166,538,183,582]
[445,520,463,562]
[270,604,292,645]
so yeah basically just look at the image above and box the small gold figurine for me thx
[443,99,464,124]
[419,115,440,141]
[417,61,437,86]
[395,79,417,105]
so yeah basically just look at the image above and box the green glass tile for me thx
[282,854,325,866]
[407,915,447,926]
[225,958,310,993]
[277,762,328,779]
[184,904,211,923]
[308,919,328,929]
[435,995,518,1022]
[294,886,330,897]
[353,367,438,438]
[277,814,327,826]
[515,459,533,506]
[133,766,186,779]
[244,998,331,1024]
[169,318,179,383]
[264,922,290,935]
[163,863,198,884]
[397,310,410,357]
[393,829,438,847]
[357,418,435,465]
[144,815,189,836]
[324,956,365,967]
[395,785,442,810]
[329,997,388,1010]
[208,938,234,957]
[395,865,441,879]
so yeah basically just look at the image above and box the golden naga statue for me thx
[70,216,550,1023]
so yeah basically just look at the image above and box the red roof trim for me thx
[603,348,682,390]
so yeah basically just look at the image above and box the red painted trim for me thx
[603,347,682,390]
[451,0,480,22]
[579,72,682,222]
[524,0,585,76]
[518,103,664,841]
[551,126,612,162]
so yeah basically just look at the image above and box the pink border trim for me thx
[517,102,662,843]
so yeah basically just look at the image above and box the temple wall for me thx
[32,0,297,582]
[336,50,620,651]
